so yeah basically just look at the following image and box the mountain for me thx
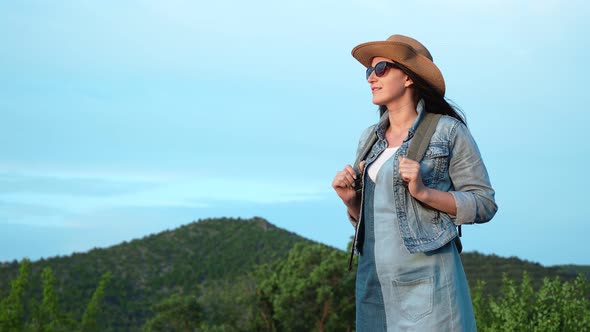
[0,217,587,331]
[553,264,590,279]
[461,251,581,293]
[0,217,313,331]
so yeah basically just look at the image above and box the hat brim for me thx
[352,41,446,96]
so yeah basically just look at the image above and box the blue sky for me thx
[1,0,589,266]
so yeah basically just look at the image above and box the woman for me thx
[332,34,497,331]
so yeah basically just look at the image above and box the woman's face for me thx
[368,56,413,106]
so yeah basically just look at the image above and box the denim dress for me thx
[355,152,477,332]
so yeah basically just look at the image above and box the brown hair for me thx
[378,63,466,125]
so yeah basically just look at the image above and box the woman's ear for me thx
[404,75,414,88]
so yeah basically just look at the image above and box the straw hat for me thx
[351,34,446,96]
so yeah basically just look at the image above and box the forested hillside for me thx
[461,251,580,295]
[0,217,311,330]
[1,217,588,331]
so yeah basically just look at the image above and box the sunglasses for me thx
[365,61,400,79]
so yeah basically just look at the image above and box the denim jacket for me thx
[353,101,497,254]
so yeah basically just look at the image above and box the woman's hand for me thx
[332,161,366,219]
[398,157,458,216]
[398,157,427,199]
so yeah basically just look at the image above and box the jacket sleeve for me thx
[448,122,498,224]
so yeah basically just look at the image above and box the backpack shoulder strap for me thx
[406,112,442,162]
[405,113,463,253]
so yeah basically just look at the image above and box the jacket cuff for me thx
[450,191,476,225]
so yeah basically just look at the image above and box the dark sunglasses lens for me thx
[375,62,388,77]
[365,67,374,79]
[366,62,391,79]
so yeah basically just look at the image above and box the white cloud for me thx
[0,168,329,228]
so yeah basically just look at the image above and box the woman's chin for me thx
[372,98,385,106]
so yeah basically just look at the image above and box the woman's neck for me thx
[386,99,417,134]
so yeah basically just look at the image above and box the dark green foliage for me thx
[0,258,30,331]
[460,251,581,297]
[253,243,356,332]
[0,261,109,331]
[472,272,590,331]
[554,264,590,279]
[80,272,112,332]
[196,277,257,331]
[40,267,59,328]
[143,294,202,331]
[32,267,78,331]
[0,217,311,331]
[143,277,258,332]
[1,217,589,331]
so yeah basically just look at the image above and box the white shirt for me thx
[367,147,399,181]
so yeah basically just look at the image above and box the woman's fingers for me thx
[332,165,357,189]
[332,164,361,205]
[398,157,420,182]
[359,160,366,173]
[344,164,357,178]
[341,171,355,188]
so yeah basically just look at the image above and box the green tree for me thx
[472,272,590,331]
[30,267,78,332]
[487,272,533,331]
[532,274,590,332]
[197,278,256,331]
[28,267,59,332]
[0,258,31,332]
[143,294,202,331]
[254,243,355,332]
[471,279,490,329]
[80,272,111,332]
[39,267,60,331]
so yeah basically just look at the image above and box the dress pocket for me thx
[392,275,434,322]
